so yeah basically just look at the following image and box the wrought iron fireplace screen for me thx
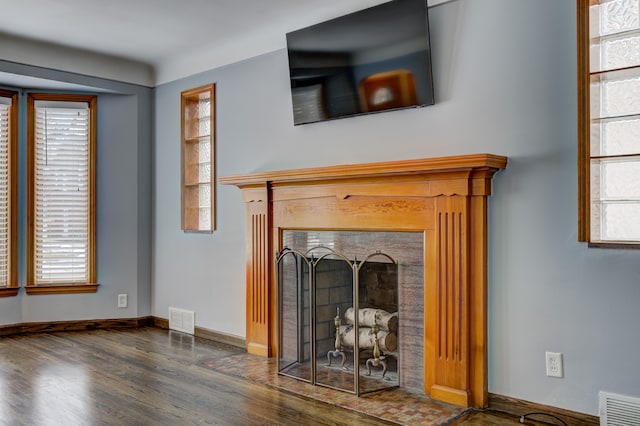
[276,244,400,396]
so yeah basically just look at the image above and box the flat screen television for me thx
[286,0,435,125]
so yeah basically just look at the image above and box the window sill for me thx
[0,287,19,297]
[25,284,99,295]
[588,242,640,250]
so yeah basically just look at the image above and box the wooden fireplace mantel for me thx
[220,153,508,408]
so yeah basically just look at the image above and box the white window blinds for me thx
[34,101,90,284]
[0,100,10,287]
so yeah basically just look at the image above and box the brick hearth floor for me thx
[201,353,467,425]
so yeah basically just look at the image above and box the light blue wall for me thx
[0,60,153,322]
[153,0,639,415]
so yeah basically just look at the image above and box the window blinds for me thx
[34,101,89,284]
[0,102,10,287]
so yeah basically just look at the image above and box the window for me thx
[26,94,97,294]
[181,84,215,232]
[579,0,640,246]
[0,90,18,297]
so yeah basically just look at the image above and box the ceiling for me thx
[0,0,447,86]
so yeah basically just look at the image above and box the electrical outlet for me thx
[117,294,128,308]
[545,351,563,378]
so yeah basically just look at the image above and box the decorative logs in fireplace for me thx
[344,307,398,333]
[338,324,397,354]
[340,307,398,354]
[337,308,398,354]
[335,307,398,380]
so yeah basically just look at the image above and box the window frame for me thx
[0,89,19,297]
[577,0,640,248]
[180,84,216,233]
[26,93,98,294]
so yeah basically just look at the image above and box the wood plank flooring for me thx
[0,327,547,425]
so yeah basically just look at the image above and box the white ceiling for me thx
[0,0,447,87]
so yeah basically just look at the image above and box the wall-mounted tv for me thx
[286,0,435,125]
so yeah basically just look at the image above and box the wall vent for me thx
[168,307,195,335]
[600,391,640,426]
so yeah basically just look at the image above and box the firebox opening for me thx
[277,230,424,396]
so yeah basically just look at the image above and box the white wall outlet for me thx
[545,351,563,378]
[117,294,128,308]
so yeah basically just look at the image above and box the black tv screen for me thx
[286,0,434,125]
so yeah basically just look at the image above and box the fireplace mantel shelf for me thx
[219,153,507,187]
[221,153,508,409]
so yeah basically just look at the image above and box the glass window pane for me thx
[198,184,211,231]
[198,99,211,136]
[599,202,640,240]
[591,117,640,156]
[591,31,640,72]
[199,207,211,231]
[198,139,210,164]
[601,74,640,117]
[198,163,211,182]
[198,116,210,137]
[199,98,210,118]
[592,158,640,200]
[598,0,640,37]
[199,184,210,208]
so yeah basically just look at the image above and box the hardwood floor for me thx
[0,328,550,425]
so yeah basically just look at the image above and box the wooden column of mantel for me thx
[220,153,508,408]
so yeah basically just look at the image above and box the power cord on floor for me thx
[519,412,569,425]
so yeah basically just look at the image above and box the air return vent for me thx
[600,391,640,426]
[168,307,195,335]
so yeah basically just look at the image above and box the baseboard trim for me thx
[489,393,599,426]
[194,326,246,349]
[151,316,246,350]
[152,316,169,329]
[0,316,154,336]
[0,317,245,350]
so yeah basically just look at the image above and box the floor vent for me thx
[168,307,195,335]
[600,391,640,426]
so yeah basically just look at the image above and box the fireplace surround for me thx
[220,154,507,408]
